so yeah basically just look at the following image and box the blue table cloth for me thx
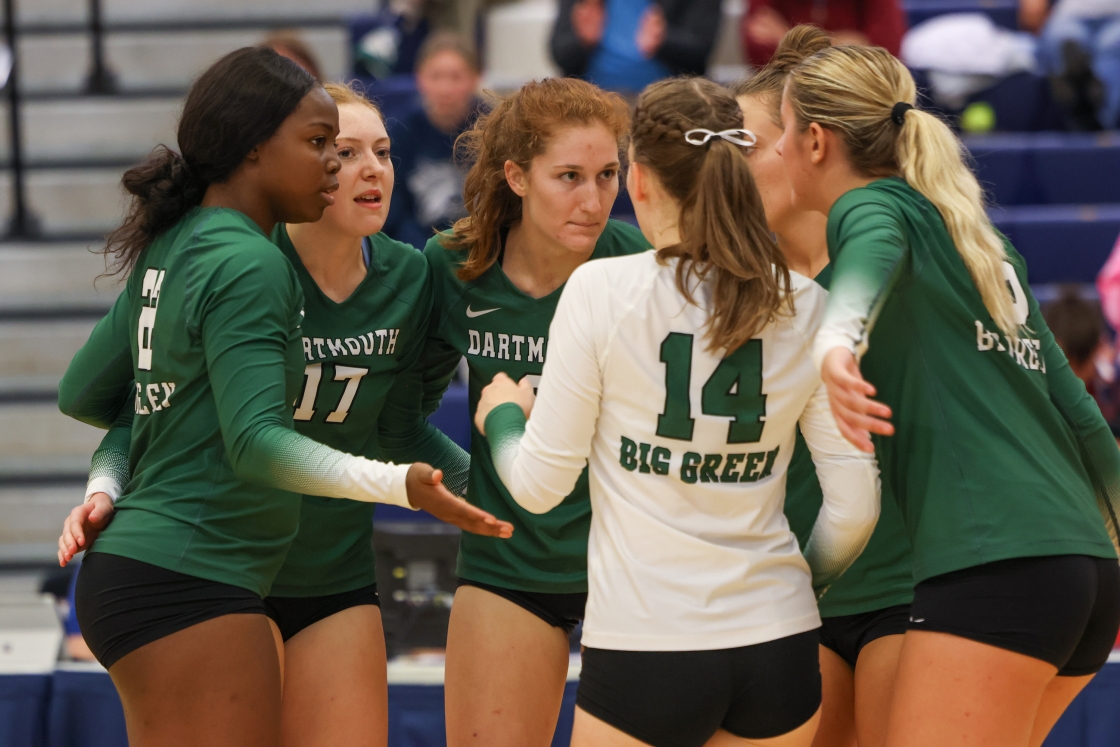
[0,665,1116,746]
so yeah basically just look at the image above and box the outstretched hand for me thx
[474,373,535,436]
[58,492,115,567]
[820,347,893,453]
[405,463,514,538]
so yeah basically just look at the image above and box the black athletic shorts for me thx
[577,629,821,747]
[264,584,380,642]
[819,604,911,669]
[75,551,266,669]
[909,554,1120,676]
[457,578,585,635]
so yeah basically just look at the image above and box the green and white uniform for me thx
[60,208,418,597]
[814,178,1120,583]
[80,225,470,598]
[481,253,881,650]
[784,264,915,617]
[268,227,468,597]
[421,220,650,593]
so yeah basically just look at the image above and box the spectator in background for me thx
[261,30,323,80]
[550,0,722,93]
[1021,0,1120,130]
[1043,286,1120,435]
[741,0,906,67]
[383,32,481,250]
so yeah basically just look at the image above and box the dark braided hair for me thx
[631,77,791,353]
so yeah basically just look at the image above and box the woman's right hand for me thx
[405,463,514,538]
[58,493,115,567]
[820,347,894,453]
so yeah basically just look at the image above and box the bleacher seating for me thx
[903,0,1019,30]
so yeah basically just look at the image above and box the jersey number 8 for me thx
[656,332,767,444]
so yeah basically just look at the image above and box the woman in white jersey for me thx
[474,77,881,747]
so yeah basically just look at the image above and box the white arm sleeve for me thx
[489,269,604,514]
[798,378,881,594]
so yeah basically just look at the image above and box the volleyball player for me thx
[55,49,502,747]
[732,27,913,747]
[779,45,1120,747]
[419,78,651,746]
[474,77,881,747]
[60,82,513,747]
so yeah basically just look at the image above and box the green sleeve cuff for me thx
[484,401,527,444]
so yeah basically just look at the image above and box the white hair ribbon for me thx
[683,128,757,148]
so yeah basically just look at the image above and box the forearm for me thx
[485,403,572,514]
[800,383,882,593]
[814,203,908,369]
[85,405,134,502]
[59,293,135,429]
[380,420,470,497]
[236,423,414,507]
[1037,298,1120,550]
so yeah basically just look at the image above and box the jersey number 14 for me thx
[656,332,767,444]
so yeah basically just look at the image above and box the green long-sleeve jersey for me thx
[813,178,1119,583]
[79,225,471,598]
[59,208,416,596]
[268,227,468,596]
[783,264,915,617]
[421,220,651,593]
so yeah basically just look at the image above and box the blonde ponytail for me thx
[786,44,1021,336]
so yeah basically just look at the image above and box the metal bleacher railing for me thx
[0,0,356,242]
[0,0,357,565]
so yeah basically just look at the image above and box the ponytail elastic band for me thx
[684,129,757,148]
[891,102,913,126]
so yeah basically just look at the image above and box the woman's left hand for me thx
[820,347,893,453]
[475,373,536,435]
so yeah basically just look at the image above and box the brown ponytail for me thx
[440,78,630,282]
[729,25,831,127]
[632,77,790,353]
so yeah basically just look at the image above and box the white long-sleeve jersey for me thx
[486,252,881,651]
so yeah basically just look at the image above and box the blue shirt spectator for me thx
[550,0,722,92]
[383,32,480,250]
[585,0,672,92]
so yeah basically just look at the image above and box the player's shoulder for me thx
[371,232,426,274]
[189,209,292,280]
[422,232,468,277]
[571,245,659,292]
[595,219,653,258]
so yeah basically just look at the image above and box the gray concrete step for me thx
[0,320,97,381]
[0,486,82,561]
[0,403,104,464]
[0,97,180,163]
[0,244,121,312]
[6,0,373,25]
[0,169,127,234]
[20,27,349,94]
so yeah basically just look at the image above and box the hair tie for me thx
[891,102,913,126]
[684,129,758,148]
